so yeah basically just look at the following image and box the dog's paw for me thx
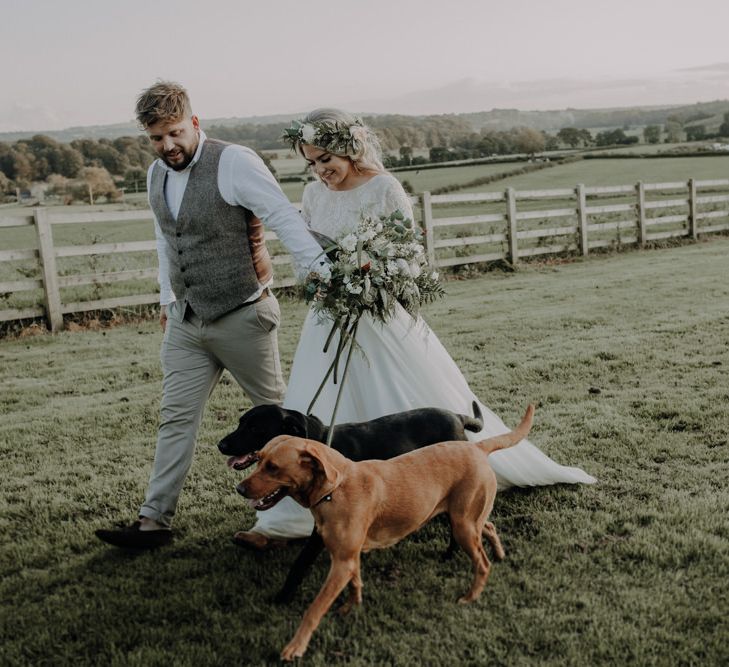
[281,639,308,661]
[457,590,483,604]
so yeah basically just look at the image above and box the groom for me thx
[96,80,327,549]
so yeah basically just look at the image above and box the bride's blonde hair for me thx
[293,108,385,174]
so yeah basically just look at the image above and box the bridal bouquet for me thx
[302,210,444,435]
[303,209,443,325]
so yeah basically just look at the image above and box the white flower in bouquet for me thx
[359,228,377,242]
[345,281,363,295]
[340,233,358,253]
[302,209,444,326]
[395,258,412,277]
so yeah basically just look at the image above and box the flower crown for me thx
[282,118,369,156]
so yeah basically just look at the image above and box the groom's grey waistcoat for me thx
[150,138,272,323]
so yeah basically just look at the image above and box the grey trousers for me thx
[140,296,286,527]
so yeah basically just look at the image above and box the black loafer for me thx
[95,520,173,549]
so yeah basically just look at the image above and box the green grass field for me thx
[590,139,729,156]
[1,238,728,665]
[461,156,729,193]
[267,153,307,178]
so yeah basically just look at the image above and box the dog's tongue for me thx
[245,498,260,510]
[227,453,257,470]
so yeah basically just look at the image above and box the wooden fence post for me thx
[33,208,63,332]
[688,178,698,239]
[421,191,436,267]
[636,181,647,247]
[576,183,588,256]
[506,187,518,266]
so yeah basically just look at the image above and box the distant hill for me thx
[0,113,304,143]
[460,100,729,132]
[2,100,728,144]
[0,122,141,143]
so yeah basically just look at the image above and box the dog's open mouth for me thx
[227,453,259,471]
[246,486,288,511]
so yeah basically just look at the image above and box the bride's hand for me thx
[308,264,331,283]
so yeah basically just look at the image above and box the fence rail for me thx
[1,178,728,331]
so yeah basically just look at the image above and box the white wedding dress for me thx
[253,173,596,539]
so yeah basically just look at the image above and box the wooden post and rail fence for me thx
[1,177,728,332]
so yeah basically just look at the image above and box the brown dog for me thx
[238,404,534,661]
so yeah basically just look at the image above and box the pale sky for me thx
[3,0,729,132]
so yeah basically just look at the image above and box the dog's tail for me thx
[476,404,534,455]
[463,401,484,432]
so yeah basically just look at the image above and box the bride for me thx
[234,109,596,549]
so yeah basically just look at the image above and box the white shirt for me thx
[148,130,327,305]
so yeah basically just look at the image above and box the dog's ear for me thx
[282,411,308,438]
[298,443,342,508]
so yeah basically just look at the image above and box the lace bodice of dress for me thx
[301,173,414,240]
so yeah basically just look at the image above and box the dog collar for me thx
[312,493,332,507]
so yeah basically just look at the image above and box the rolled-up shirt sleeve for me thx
[218,145,329,280]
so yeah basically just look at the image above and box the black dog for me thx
[219,402,483,602]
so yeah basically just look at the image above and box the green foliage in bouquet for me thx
[303,209,444,326]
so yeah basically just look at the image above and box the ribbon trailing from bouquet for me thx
[306,315,360,446]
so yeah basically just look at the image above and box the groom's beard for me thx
[160,144,197,171]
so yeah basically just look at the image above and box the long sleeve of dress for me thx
[301,183,313,226]
[382,180,415,220]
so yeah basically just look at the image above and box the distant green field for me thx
[588,142,697,155]
[267,152,307,178]
[263,136,729,203]
[394,162,535,193]
[280,180,306,203]
[458,156,729,193]
[279,154,729,203]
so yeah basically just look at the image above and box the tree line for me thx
[384,111,729,167]
[2,110,728,202]
[0,134,156,203]
[0,132,275,204]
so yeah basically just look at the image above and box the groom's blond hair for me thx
[135,80,193,128]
